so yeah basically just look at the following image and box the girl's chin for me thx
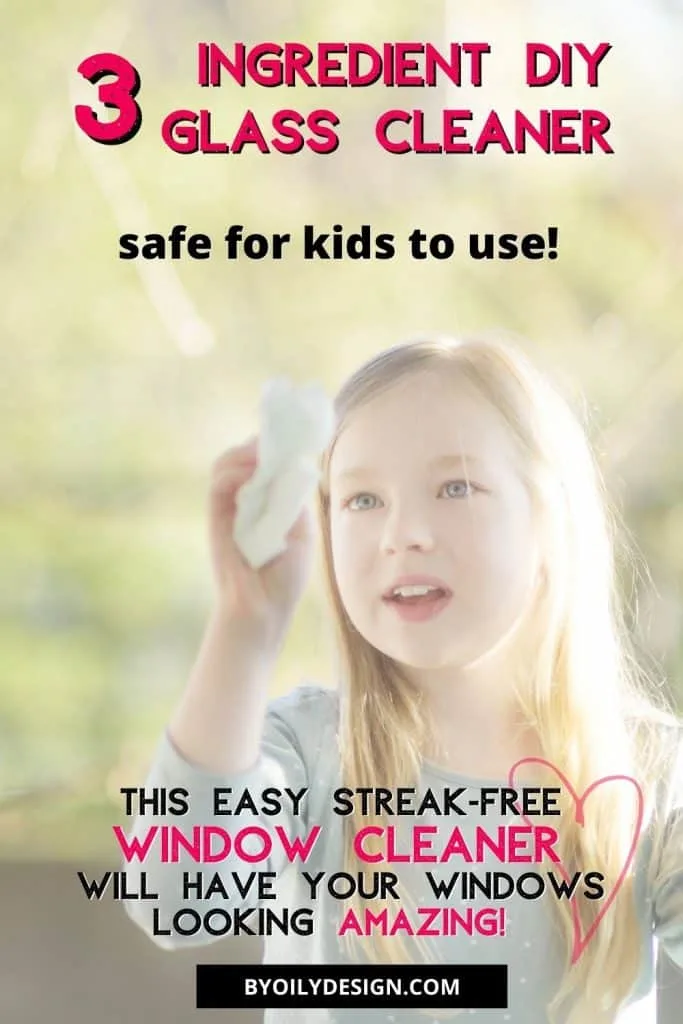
[371,632,501,674]
[377,643,466,673]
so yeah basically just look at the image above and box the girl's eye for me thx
[347,492,380,511]
[440,479,473,499]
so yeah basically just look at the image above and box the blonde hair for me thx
[316,336,680,1023]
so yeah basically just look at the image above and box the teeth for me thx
[391,584,439,598]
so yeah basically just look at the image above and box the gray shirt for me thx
[125,685,683,1023]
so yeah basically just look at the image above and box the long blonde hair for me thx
[316,336,680,1023]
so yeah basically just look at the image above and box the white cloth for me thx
[233,378,334,569]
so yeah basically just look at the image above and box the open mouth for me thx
[381,580,453,621]
[383,586,450,605]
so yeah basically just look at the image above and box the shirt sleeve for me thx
[123,684,336,950]
[652,728,683,969]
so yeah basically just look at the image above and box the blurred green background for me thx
[1,0,682,910]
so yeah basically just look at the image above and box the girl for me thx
[125,337,683,1024]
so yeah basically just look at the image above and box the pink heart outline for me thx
[507,757,644,963]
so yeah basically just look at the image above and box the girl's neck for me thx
[423,717,543,780]
[406,653,542,779]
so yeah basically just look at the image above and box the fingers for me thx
[211,462,256,500]
[285,505,314,545]
[213,434,258,464]
[211,437,259,489]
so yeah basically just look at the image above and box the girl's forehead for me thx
[331,373,515,467]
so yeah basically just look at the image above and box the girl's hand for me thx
[207,437,314,646]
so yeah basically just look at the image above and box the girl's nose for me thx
[380,503,436,555]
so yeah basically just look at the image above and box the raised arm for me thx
[123,437,316,948]
[169,437,314,774]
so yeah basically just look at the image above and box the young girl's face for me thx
[328,371,540,672]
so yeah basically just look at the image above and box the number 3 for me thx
[75,52,142,145]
